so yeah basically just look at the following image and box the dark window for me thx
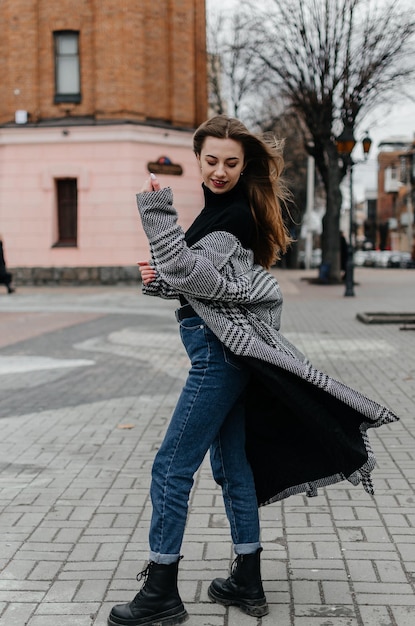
[54,31,81,103]
[54,179,78,247]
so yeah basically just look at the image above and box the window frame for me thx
[53,30,81,104]
[53,178,78,248]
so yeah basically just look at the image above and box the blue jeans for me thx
[149,315,261,565]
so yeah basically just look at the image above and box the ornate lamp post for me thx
[336,126,372,296]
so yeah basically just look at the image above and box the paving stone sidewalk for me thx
[0,268,414,626]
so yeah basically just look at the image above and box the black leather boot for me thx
[108,560,188,626]
[208,548,268,617]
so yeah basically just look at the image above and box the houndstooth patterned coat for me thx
[137,187,399,505]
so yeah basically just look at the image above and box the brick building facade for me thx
[0,0,207,127]
[0,0,207,283]
[377,139,412,251]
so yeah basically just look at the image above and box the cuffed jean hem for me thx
[149,551,181,565]
[234,541,261,555]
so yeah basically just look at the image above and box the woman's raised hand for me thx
[141,173,161,193]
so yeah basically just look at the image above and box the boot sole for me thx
[208,586,269,617]
[107,607,189,626]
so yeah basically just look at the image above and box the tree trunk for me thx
[321,145,343,282]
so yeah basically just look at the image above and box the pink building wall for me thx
[0,123,204,269]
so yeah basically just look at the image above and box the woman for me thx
[108,116,398,626]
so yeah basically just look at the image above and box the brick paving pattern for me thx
[0,269,414,626]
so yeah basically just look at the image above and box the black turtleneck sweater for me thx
[179,182,256,307]
[185,181,255,250]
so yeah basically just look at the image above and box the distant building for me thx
[397,142,415,255]
[377,137,412,251]
[0,0,207,283]
[362,189,378,250]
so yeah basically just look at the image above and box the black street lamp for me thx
[336,126,372,296]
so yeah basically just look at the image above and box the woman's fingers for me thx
[140,178,153,192]
[140,173,161,193]
[137,261,157,285]
[150,173,161,191]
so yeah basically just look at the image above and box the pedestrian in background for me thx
[107,115,398,626]
[0,235,15,294]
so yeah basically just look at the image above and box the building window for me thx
[384,165,399,193]
[54,179,78,247]
[54,31,81,103]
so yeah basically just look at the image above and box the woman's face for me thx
[197,137,245,194]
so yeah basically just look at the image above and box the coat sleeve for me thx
[141,250,180,299]
[136,187,254,303]
[141,276,180,299]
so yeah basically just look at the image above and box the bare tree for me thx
[206,10,320,267]
[207,9,267,119]
[252,0,415,279]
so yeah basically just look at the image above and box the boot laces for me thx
[230,554,243,577]
[131,563,152,604]
[136,562,151,584]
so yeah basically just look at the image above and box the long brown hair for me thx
[193,115,291,268]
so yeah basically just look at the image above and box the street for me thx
[0,268,414,626]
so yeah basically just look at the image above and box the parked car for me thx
[388,251,411,267]
[354,250,412,268]
[375,251,396,267]
[354,250,370,266]
[362,250,378,267]
[300,248,413,270]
